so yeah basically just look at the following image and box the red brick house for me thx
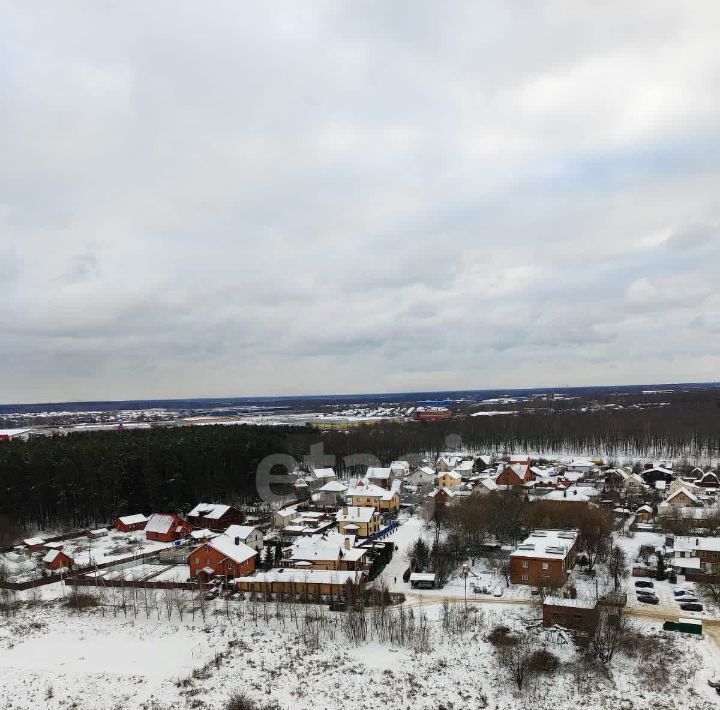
[496,463,532,487]
[145,513,192,542]
[114,514,149,532]
[43,549,74,571]
[188,536,257,581]
[510,530,578,586]
[187,503,243,531]
[542,597,599,632]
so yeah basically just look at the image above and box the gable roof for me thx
[366,467,392,480]
[187,503,232,520]
[312,467,336,479]
[117,514,148,526]
[42,549,71,564]
[194,536,258,565]
[317,480,348,493]
[146,514,178,534]
[336,506,376,523]
[223,525,260,541]
[667,488,701,504]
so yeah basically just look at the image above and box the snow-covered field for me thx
[0,594,718,710]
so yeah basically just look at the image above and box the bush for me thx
[63,591,99,610]
[225,692,258,710]
[527,648,560,673]
[487,625,518,647]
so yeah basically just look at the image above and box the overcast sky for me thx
[1,2,720,403]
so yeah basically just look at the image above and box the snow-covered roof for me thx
[671,556,701,569]
[542,489,590,502]
[510,530,578,560]
[188,502,231,519]
[117,514,148,526]
[438,471,462,481]
[453,460,475,472]
[567,459,596,468]
[336,506,376,523]
[191,528,216,540]
[317,480,348,493]
[223,525,260,541]
[347,483,398,501]
[42,549,70,564]
[674,535,720,553]
[409,573,436,582]
[366,467,392,480]
[666,488,701,504]
[234,569,364,585]
[145,514,176,534]
[194,536,257,565]
[312,467,336,479]
[543,597,596,610]
[636,505,653,514]
[23,537,45,547]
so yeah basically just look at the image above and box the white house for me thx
[223,524,264,552]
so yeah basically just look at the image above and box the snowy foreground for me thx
[0,588,718,710]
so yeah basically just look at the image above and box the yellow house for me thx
[336,506,381,538]
[347,482,400,511]
[436,471,462,489]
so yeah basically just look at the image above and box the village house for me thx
[660,488,703,509]
[223,524,264,552]
[311,467,337,484]
[436,470,462,488]
[427,487,456,505]
[336,506,381,538]
[436,455,461,472]
[406,466,436,487]
[145,513,192,542]
[273,505,299,529]
[365,466,394,489]
[234,569,365,598]
[314,480,348,508]
[635,504,654,523]
[542,597,599,633]
[187,502,243,531]
[114,514,148,532]
[22,537,46,552]
[496,463,532,487]
[188,535,257,581]
[284,532,367,571]
[667,478,701,496]
[43,549,74,571]
[473,478,498,496]
[539,488,591,513]
[88,527,109,539]
[565,459,597,474]
[697,471,720,489]
[509,530,579,586]
[390,460,411,479]
[346,481,400,511]
[672,536,720,575]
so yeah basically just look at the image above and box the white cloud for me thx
[1,1,720,400]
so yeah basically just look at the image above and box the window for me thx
[521,574,529,581]
[542,563,549,570]
[195,556,200,563]
[522,561,528,568]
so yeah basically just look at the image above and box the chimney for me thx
[344,538,351,550]
[696,538,700,546]
[235,536,240,546]
[343,506,348,516]
[563,488,567,498]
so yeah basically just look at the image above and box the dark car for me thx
[635,580,654,588]
[637,595,659,604]
[680,602,703,612]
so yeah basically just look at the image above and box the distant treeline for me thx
[1,401,720,531]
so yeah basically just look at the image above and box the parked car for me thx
[677,596,698,603]
[637,595,660,605]
[680,602,703,612]
[493,587,503,597]
[673,588,689,597]
[707,678,720,689]
[635,580,654,588]
[473,585,489,594]
[204,589,219,601]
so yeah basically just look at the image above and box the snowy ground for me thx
[0,595,718,710]
[1,530,173,583]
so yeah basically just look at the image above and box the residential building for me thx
[114,514,148,532]
[284,532,367,571]
[436,471,462,488]
[336,506,381,538]
[223,524,264,552]
[187,502,243,531]
[673,536,720,574]
[496,463,532,487]
[188,536,257,581]
[346,481,400,511]
[314,480,348,507]
[43,549,74,571]
[234,569,365,597]
[145,513,192,542]
[509,530,578,586]
[366,467,394,489]
[542,597,599,632]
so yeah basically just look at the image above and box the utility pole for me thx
[461,563,469,613]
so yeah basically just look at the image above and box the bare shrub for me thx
[526,648,559,673]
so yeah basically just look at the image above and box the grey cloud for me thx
[1,2,720,400]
